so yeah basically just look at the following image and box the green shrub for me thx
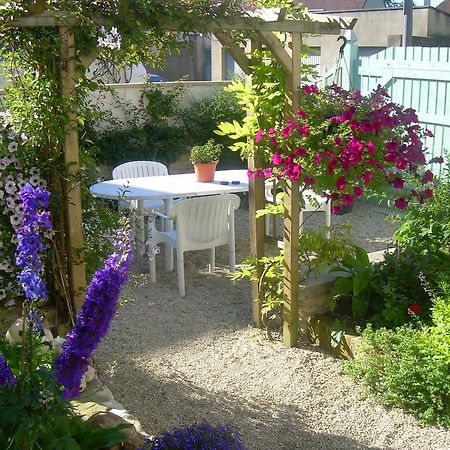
[395,176,450,258]
[347,297,450,426]
[181,89,245,148]
[332,248,442,329]
[89,85,187,168]
[181,89,246,169]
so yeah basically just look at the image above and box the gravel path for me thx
[96,199,450,450]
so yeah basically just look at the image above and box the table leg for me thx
[164,198,174,271]
[136,200,145,257]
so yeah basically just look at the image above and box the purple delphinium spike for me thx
[0,353,17,387]
[55,227,133,400]
[15,184,52,301]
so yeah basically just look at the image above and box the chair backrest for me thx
[265,184,329,213]
[112,161,168,179]
[172,194,240,251]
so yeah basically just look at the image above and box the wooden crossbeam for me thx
[214,31,251,75]
[256,30,292,78]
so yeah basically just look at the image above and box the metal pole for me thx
[403,0,413,47]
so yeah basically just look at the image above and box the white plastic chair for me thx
[265,184,331,239]
[148,193,241,297]
[112,161,168,213]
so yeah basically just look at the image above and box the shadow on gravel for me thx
[107,362,381,450]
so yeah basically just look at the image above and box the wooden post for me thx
[60,27,87,312]
[211,35,225,81]
[248,39,264,328]
[282,32,301,347]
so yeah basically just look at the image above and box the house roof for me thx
[436,0,450,15]
[293,0,367,11]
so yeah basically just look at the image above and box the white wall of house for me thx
[89,81,230,129]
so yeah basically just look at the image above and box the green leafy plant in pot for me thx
[190,139,223,182]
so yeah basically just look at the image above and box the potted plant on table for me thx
[190,139,223,182]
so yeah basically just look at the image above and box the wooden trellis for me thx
[6,7,355,345]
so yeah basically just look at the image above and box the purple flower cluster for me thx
[55,227,133,400]
[0,353,16,387]
[15,184,52,301]
[138,422,247,450]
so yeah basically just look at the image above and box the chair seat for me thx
[143,199,165,212]
[148,193,240,297]
[118,198,165,212]
[265,184,331,238]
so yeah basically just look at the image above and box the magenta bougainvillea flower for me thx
[250,84,438,212]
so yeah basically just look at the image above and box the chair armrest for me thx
[153,210,170,220]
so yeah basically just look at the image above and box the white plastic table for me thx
[89,169,249,269]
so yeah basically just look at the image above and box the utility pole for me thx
[403,0,413,46]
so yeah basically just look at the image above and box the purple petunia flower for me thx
[55,228,133,400]
[0,353,17,387]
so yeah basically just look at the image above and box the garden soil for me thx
[96,199,450,450]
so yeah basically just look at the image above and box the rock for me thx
[103,401,125,410]
[6,318,27,343]
[5,318,53,346]
[88,411,148,450]
[109,409,146,434]
[51,336,66,354]
[84,364,97,383]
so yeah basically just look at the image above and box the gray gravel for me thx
[96,199,450,450]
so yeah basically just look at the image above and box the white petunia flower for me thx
[5,196,16,209]
[15,204,24,216]
[29,175,40,186]
[10,214,21,227]
[8,141,18,152]
[5,180,16,194]
[29,166,39,176]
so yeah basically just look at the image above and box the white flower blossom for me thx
[8,141,18,152]
[29,175,40,186]
[5,180,16,194]
[97,26,122,50]
[5,196,16,209]
[15,204,24,216]
[0,110,11,125]
[10,213,21,227]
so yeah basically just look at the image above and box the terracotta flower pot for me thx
[193,162,217,182]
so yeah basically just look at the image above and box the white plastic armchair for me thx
[148,193,241,297]
[265,185,331,239]
[112,161,168,213]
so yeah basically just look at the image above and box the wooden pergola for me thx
[5,5,355,346]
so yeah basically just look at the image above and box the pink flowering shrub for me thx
[251,84,439,214]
